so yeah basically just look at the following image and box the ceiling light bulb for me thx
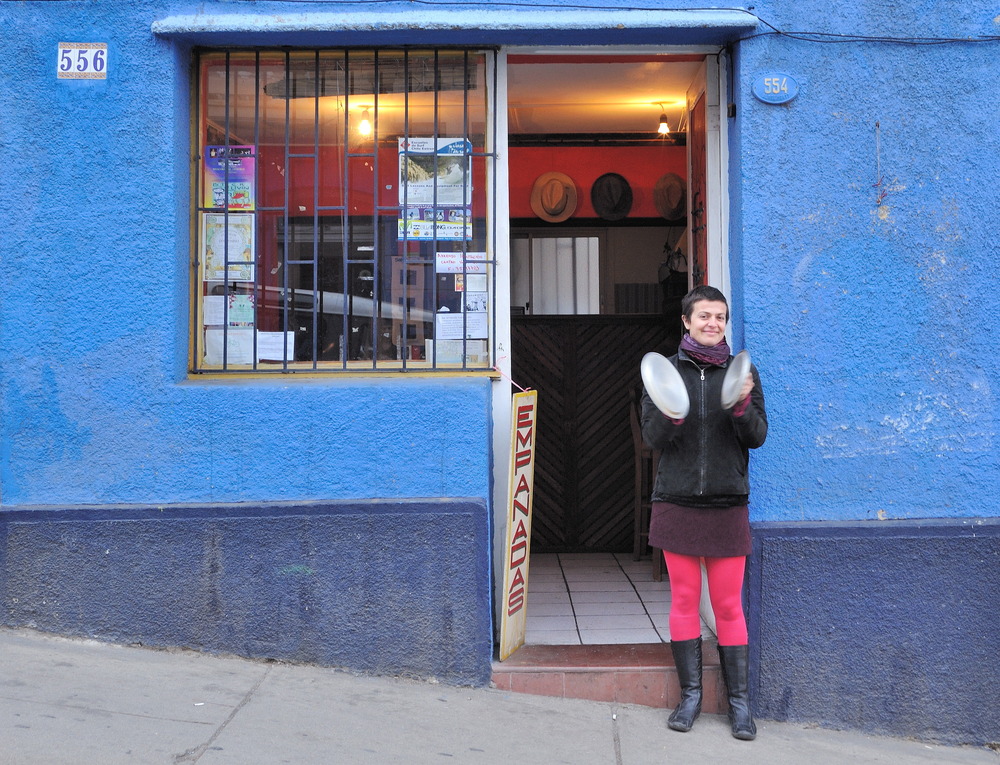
[658,113,670,135]
[359,109,372,136]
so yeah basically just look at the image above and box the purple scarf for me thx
[680,332,731,366]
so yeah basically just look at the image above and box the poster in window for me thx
[204,146,255,210]
[201,213,255,283]
[204,328,254,366]
[398,138,472,241]
[202,294,255,327]
[435,310,488,340]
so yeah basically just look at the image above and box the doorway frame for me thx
[491,45,732,631]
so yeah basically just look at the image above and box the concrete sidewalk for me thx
[1,628,996,765]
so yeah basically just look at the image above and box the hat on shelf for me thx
[530,171,578,223]
[590,172,633,221]
[653,173,687,221]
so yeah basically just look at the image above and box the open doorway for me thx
[505,52,723,646]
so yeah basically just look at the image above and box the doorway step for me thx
[492,552,725,712]
[491,641,726,712]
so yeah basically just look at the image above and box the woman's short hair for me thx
[681,285,729,320]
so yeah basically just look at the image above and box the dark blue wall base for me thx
[0,499,493,686]
[748,518,1000,746]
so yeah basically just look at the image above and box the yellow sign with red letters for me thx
[499,390,538,660]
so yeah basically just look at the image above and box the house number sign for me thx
[57,43,108,79]
[752,73,798,104]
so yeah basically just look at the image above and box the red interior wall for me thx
[254,143,685,220]
[257,144,488,216]
[508,144,687,219]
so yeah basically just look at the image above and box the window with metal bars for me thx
[193,48,496,372]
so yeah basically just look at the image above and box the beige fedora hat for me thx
[654,173,687,221]
[530,172,578,223]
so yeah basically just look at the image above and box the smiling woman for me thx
[193,48,496,373]
[640,284,768,740]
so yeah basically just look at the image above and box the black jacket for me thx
[640,349,768,507]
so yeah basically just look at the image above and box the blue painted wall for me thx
[748,520,1000,745]
[728,4,1000,745]
[2,0,999,742]
[0,500,494,684]
[0,3,487,508]
[733,4,1000,523]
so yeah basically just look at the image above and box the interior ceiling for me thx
[508,57,703,134]
[214,55,703,142]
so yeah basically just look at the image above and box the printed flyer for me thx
[204,145,255,210]
[201,213,256,283]
[398,138,473,241]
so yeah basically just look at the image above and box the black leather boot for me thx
[718,644,756,740]
[667,637,703,732]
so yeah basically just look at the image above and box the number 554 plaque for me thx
[752,72,799,104]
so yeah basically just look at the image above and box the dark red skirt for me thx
[649,501,751,558]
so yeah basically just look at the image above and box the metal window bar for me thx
[310,51,321,370]
[399,51,413,367]
[280,52,291,370]
[252,51,262,370]
[344,50,378,371]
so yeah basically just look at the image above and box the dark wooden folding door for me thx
[511,314,679,552]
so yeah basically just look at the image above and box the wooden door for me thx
[688,92,708,287]
[511,314,680,552]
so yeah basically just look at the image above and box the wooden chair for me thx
[630,387,665,581]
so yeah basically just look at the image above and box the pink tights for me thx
[662,551,748,646]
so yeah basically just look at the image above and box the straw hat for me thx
[530,172,578,223]
[653,173,687,221]
[591,173,633,221]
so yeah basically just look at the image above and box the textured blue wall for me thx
[730,6,1000,743]
[6,6,993,518]
[748,519,1000,745]
[0,2,494,508]
[733,4,1000,523]
[0,500,493,684]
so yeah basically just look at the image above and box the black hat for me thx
[590,173,633,221]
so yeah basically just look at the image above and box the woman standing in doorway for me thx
[640,285,768,741]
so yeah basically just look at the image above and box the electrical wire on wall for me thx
[218,0,1000,46]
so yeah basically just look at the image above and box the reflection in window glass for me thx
[194,49,495,372]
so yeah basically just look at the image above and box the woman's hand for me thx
[729,374,755,418]
[737,373,754,404]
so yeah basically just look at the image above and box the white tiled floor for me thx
[524,552,712,646]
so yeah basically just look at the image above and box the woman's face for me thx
[682,299,729,347]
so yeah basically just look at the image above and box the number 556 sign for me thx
[57,43,108,80]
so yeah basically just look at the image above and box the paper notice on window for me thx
[456,273,488,293]
[256,331,295,362]
[203,294,255,327]
[426,339,489,365]
[204,329,254,366]
[203,296,226,326]
[463,292,488,313]
[436,251,487,274]
[204,145,255,210]
[436,310,488,340]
